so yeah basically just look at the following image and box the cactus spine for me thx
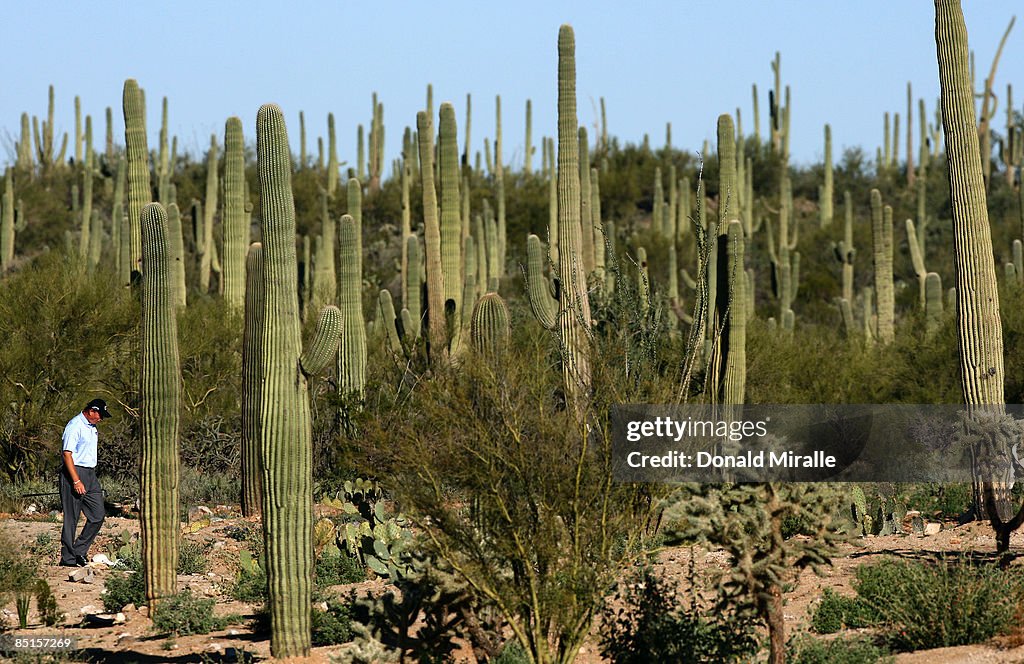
[139,202,181,609]
[257,104,342,658]
[222,117,247,309]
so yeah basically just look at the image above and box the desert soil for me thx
[4,508,1024,663]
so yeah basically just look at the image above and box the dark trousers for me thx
[59,465,104,565]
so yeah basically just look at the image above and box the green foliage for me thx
[177,539,211,575]
[492,640,530,664]
[599,567,759,663]
[851,557,1024,651]
[231,552,268,604]
[103,571,146,612]
[151,589,230,636]
[311,593,355,646]
[810,588,874,633]
[315,547,366,587]
[789,635,892,664]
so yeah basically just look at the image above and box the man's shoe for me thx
[74,555,88,567]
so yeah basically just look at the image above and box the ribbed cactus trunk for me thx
[438,103,464,355]
[256,104,342,658]
[200,135,218,294]
[470,292,511,355]
[222,118,247,309]
[1,172,14,271]
[139,202,181,610]
[721,220,747,406]
[557,25,592,412]
[870,189,894,344]
[337,214,367,399]
[241,243,264,517]
[123,79,150,283]
[934,0,1011,533]
[417,110,447,363]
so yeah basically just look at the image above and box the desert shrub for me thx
[599,566,759,663]
[492,640,530,664]
[810,588,873,634]
[231,561,268,604]
[177,539,211,575]
[788,635,892,664]
[316,548,366,587]
[853,557,1024,651]
[102,571,146,612]
[151,589,229,635]
[311,592,356,646]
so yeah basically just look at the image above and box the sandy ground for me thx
[4,510,1024,663]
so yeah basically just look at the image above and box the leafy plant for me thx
[810,587,874,634]
[599,566,759,663]
[151,589,230,635]
[177,539,211,575]
[311,592,356,646]
[35,579,64,627]
[788,635,892,664]
[316,547,366,587]
[102,571,146,612]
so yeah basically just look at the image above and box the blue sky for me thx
[2,2,1021,170]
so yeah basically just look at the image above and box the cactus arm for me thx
[524,234,558,329]
[300,305,342,376]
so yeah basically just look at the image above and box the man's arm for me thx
[62,450,86,495]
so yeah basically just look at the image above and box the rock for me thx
[226,629,242,636]
[115,633,134,644]
[212,540,226,550]
[138,605,149,618]
[207,643,225,653]
[24,503,37,514]
[924,522,942,536]
[121,603,136,613]
[79,605,98,615]
[314,601,329,612]
[85,612,122,627]
[68,568,94,583]
[188,505,213,521]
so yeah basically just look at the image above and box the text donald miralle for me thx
[622,416,837,469]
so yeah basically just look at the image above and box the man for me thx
[59,398,112,567]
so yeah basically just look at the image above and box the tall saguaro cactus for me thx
[139,202,181,609]
[870,189,894,344]
[123,79,151,282]
[256,103,342,658]
[222,118,247,309]
[934,0,1012,534]
[556,24,592,410]
[241,243,264,517]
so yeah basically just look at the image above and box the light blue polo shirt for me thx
[62,412,98,468]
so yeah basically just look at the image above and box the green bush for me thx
[492,640,530,664]
[315,548,366,587]
[35,579,64,627]
[311,593,355,646]
[177,539,211,575]
[853,558,1024,651]
[102,571,146,612]
[789,635,892,664]
[151,589,229,636]
[810,587,875,634]
[599,567,760,663]
[231,564,268,604]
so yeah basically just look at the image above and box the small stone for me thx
[115,633,134,644]
[138,605,149,617]
[924,522,942,536]
[24,503,37,514]
[79,605,98,615]
[69,568,94,583]
[212,540,226,550]
[122,603,136,613]
[114,612,126,624]
[314,601,329,612]
[227,629,242,636]
[207,643,225,653]
[188,505,213,520]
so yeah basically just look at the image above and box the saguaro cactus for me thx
[123,79,150,282]
[222,117,247,309]
[870,189,894,344]
[470,292,511,355]
[139,202,181,609]
[935,0,1009,533]
[337,214,367,399]
[556,24,592,410]
[241,242,263,517]
[257,103,342,658]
